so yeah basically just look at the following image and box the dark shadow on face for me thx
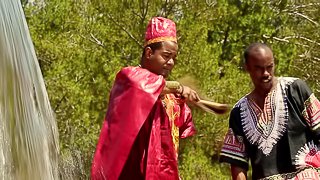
[143,41,178,78]
[245,47,275,93]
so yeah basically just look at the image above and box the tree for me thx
[24,0,320,179]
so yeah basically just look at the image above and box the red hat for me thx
[144,17,177,47]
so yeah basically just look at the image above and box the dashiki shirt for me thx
[220,77,320,180]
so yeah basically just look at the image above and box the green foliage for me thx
[23,0,320,179]
[179,142,230,179]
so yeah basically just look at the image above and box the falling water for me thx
[0,0,59,179]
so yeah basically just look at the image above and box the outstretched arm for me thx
[162,81,200,102]
[231,165,247,180]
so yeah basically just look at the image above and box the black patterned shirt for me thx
[220,77,320,179]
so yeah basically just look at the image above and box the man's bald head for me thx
[244,43,273,64]
[244,43,276,94]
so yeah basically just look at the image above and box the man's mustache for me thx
[261,76,271,82]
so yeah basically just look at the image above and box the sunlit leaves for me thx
[24,0,320,179]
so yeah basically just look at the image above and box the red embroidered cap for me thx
[144,17,177,47]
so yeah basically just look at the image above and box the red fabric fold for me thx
[91,66,196,180]
[91,67,164,180]
[145,99,178,179]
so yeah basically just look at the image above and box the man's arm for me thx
[231,165,247,180]
[163,81,200,102]
[288,79,320,138]
[161,81,181,95]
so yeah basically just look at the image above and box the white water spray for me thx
[0,0,59,179]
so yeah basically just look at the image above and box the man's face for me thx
[147,41,178,78]
[245,48,275,93]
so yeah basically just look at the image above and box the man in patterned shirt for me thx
[220,43,320,179]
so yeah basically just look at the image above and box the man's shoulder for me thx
[118,66,158,78]
[117,66,148,80]
[118,66,142,76]
[279,77,308,90]
[228,96,247,116]
[234,96,247,108]
[116,66,164,89]
[279,76,299,84]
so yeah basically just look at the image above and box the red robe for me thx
[91,67,195,180]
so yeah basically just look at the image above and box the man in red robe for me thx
[91,17,200,180]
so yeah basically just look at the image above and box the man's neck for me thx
[249,77,278,110]
[253,89,269,99]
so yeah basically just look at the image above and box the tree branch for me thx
[106,14,143,48]
[262,34,290,43]
[140,0,149,18]
[313,56,320,61]
[79,34,104,47]
[283,36,320,46]
[262,34,320,47]
[131,9,143,19]
[205,0,217,7]
[288,12,319,26]
[299,54,320,62]
[286,3,320,11]
[90,33,104,47]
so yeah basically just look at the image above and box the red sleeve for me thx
[91,66,165,180]
[179,103,196,138]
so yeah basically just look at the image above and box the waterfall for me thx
[0,0,59,179]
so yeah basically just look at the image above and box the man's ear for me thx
[145,47,153,60]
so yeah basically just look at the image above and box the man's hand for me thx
[162,81,200,102]
[178,85,200,102]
